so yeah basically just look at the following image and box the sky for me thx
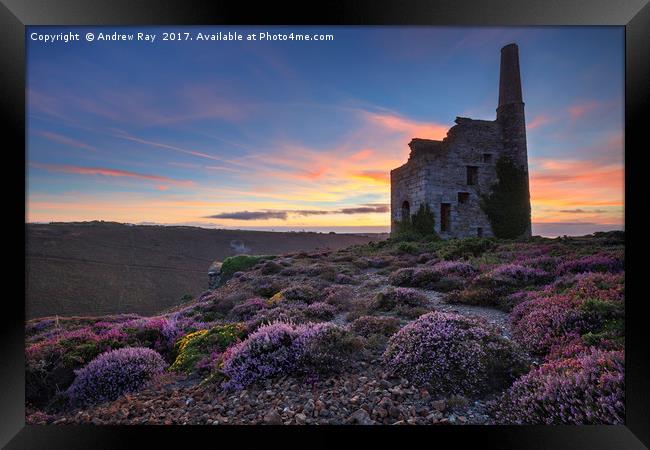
[26,26,624,236]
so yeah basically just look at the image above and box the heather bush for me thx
[222,322,299,389]
[555,254,624,276]
[351,316,400,337]
[427,260,478,278]
[322,285,354,310]
[244,303,310,332]
[383,311,528,395]
[566,272,625,303]
[517,255,559,272]
[476,264,551,288]
[510,272,625,356]
[365,256,393,268]
[228,297,268,321]
[25,322,136,407]
[170,323,246,374]
[67,347,166,406]
[122,317,174,356]
[260,260,283,275]
[272,284,320,304]
[445,286,508,309]
[510,294,583,356]
[204,292,250,317]
[221,321,356,389]
[295,323,361,375]
[389,267,441,289]
[334,273,357,285]
[388,268,416,287]
[416,268,458,289]
[26,318,56,339]
[253,277,287,298]
[544,334,590,361]
[371,287,428,311]
[432,275,466,292]
[305,302,337,320]
[493,349,624,424]
[306,263,338,281]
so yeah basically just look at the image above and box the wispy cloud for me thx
[527,114,552,130]
[35,130,98,152]
[362,111,449,140]
[568,100,599,120]
[31,163,193,186]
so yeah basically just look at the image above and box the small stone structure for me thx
[390,43,532,239]
[208,260,222,289]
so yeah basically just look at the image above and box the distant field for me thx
[26,222,386,319]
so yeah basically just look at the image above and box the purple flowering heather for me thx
[515,255,560,272]
[351,315,400,337]
[221,321,355,390]
[305,302,337,320]
[383,311,528,395]
[555,254,624,276]
[510,271,624,356]
[67,347,166,406]
[509,294,583,356]
[294,322,359,376]
[428,260,478,278]
[493,349,624,424]
[478,263,551,287]
[221,322,302,390]
[567,272,625,303]
[229,297,268,321]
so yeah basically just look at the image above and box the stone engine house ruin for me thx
[390,43,532,239]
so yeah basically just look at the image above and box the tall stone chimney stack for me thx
[498,43,524,107]
[496,43,532,237]
[496,43,528,170]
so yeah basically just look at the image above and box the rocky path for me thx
[420,289,511,337]
[360,269,512,337]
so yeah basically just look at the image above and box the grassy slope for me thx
[26,222,385,318]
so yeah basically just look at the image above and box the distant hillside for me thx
[26,222,386,319]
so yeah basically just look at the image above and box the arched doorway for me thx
[401,201,410,223]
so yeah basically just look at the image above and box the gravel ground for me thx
[52,360,493,425]
[48,265,512,425]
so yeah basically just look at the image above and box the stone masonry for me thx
[390,43,532,239]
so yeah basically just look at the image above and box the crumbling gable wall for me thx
[390,43,532,240]
[391,118,501,238]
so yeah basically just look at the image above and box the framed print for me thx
[2,0,649,448]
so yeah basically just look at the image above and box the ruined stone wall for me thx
[391,118,505,239]
[431,119,502,238]
[390,160,429,225]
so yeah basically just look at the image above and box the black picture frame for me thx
[2,0,648,448]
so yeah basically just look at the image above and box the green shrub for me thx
[434,237,497,260]
[480,157,531,239]
[170,323,246,374]
[391,203,439,242]
[396,241,419,255]
[578,298,624,347]
[220,255,275,283]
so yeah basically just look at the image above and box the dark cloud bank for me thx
[206,204,389,221]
